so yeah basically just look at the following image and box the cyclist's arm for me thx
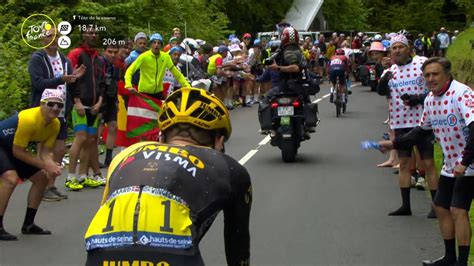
[392,126,432,150]
[223,158,252,266]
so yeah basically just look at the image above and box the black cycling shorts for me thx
[329,69,345,85]
[86,247,204,266]
[434,175,474,211]
[102,102,118,124]
[0,145,40,180]
[394,127,434,159]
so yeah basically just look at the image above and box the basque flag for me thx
[126,93,162,140]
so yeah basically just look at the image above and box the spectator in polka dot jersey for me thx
[376,34,438,217]
[378,57,474,266]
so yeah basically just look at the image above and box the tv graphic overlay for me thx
[21,13,57,49]
[70,14,129,49]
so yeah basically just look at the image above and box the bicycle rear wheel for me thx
[335,94,341,117]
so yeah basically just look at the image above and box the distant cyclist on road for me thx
[0,89,63,241]
[328,48,351,103]
[85,87,251,266]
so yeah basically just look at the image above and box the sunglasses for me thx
[44,101,64,109]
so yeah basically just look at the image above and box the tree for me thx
[454,0,474,26]
[321,0,371,31]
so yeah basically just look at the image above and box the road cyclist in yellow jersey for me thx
[0,89,63,241]
[85,87,251,266]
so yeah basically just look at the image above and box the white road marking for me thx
[239,150,259,165]
[258,135,271,146]
[238,82,361,165]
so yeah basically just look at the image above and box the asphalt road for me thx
[0,83,442,266]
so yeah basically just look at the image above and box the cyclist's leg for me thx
[329,70,337,103]
[337,70,347,102]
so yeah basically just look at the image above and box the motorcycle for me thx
[258,79,320,162]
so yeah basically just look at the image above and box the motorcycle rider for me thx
[259,26,319,134]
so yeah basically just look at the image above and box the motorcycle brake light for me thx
[292,101,300,108]
[271,103,279,108]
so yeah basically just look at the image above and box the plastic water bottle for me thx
[360,140,380,151]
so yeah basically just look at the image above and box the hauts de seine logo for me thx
[21,13,56,49]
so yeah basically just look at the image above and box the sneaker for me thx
[416,177,427,191]
[21,224,51,235]
[50,186,68,199]
[0,229,18,241]
[93,175,107,186]
[42,188,61,202]
[65,178,84,191]
[81,177,102,188]
[422,256,456,266]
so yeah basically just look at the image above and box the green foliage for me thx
[446,27,474,87]
[362,0,470,33]
[0,3,34,120]
[222,0,293,36]
[322,0,371,31]
[454,0,474,25]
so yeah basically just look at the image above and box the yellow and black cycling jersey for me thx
[85,141,252,266]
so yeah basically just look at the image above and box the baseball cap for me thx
[134,32,147,42]
[243,33,251,39]
[41,89,64,103]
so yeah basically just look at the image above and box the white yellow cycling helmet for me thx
[158,87,232,141]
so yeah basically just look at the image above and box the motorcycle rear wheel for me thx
[281,139,297,162]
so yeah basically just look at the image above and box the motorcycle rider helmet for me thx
[158,87,232,141]
[335,48,345,55]
[281,26,299,47]
[180,38,200,55]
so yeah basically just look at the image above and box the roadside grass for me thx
[446,26,474,265]
[446,28,474,87]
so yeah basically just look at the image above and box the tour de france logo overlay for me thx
[21,13,56,49]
